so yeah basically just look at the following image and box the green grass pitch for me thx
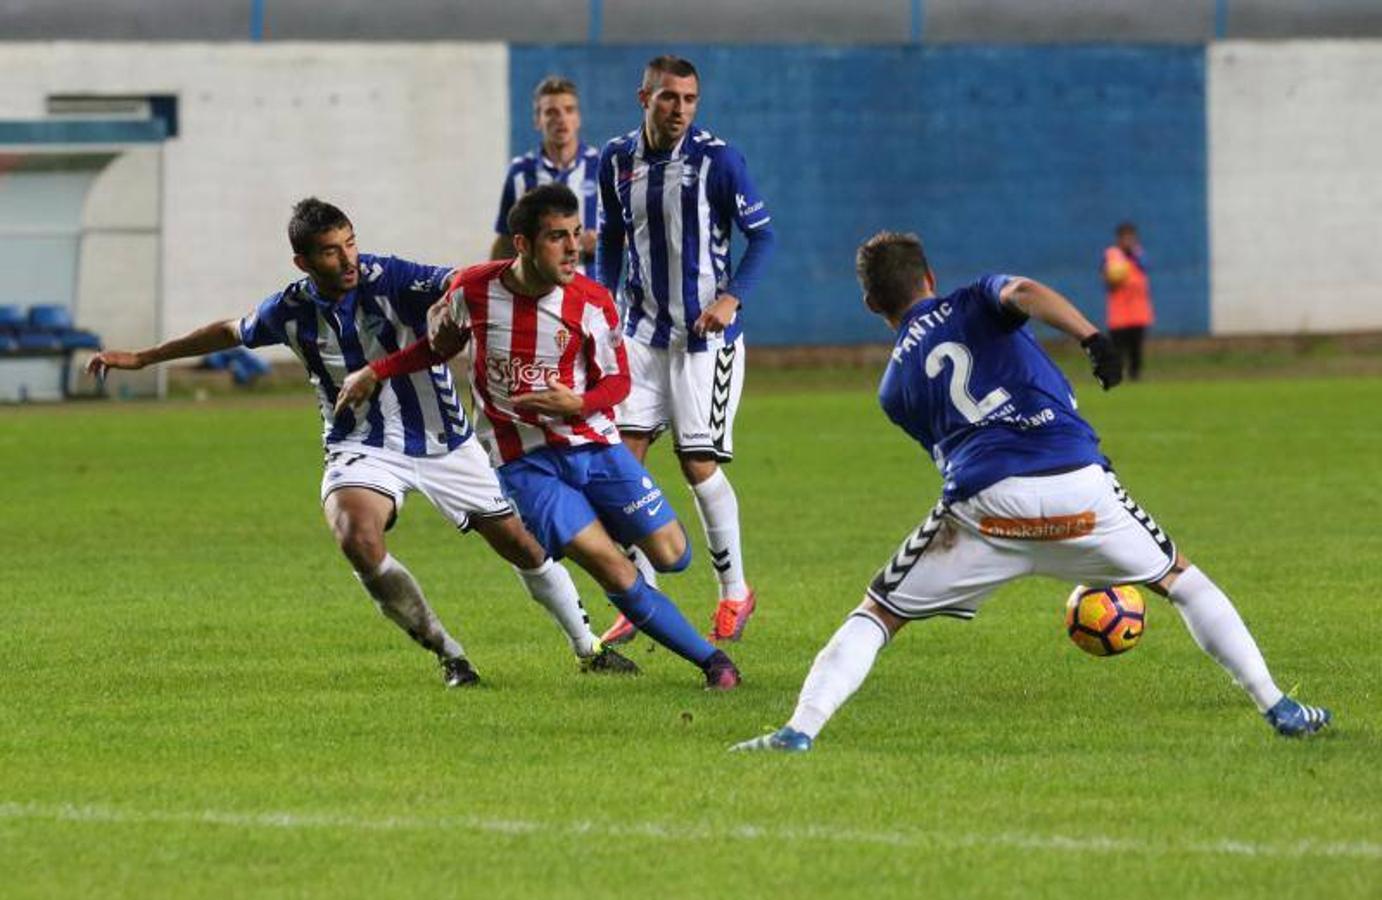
[2,369,1379,898]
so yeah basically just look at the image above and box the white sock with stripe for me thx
[357,554,465,660]
[787,611,890,739]
[690,468,749,601]
[1167,566,1283,712]
[627,545,658,588]
[516,558,598,658]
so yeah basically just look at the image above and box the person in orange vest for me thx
[1103,222,1154,380]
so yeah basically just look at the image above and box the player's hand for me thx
[427,298,468,357]
[511,374,583,417]
[693,293,740,336]
[1080,332,1123,390]
[85,350,145,380]
[334,366,379,417]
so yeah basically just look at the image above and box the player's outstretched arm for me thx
[85,319,242,380]
[333,334,458,417]
[1000,278,1122,389]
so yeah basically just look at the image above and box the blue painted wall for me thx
[510,45,1208,343]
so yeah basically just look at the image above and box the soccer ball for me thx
[1065,584,1145,657]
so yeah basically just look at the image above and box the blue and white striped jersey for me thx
[495,144,601,238]
[596,125,774,352]
[878,275,1106,502]
[240,254,472,458]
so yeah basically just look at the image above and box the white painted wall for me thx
[0,42,510,359]
[1209,41,1382,333]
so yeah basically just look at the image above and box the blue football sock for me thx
[607,573,716,666]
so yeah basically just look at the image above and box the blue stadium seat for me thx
[17,331,62,352]
[28,305,73,331]
[0,333,16,352]
[0,305,24,331]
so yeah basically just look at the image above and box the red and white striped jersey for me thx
[446,261,628,466]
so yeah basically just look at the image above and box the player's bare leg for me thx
[324,487,476,686]
[563,519,738,689]
[680,452,755,642]
[469,513,634,674]
[1148,552,1330,736]
[732,598,904,752]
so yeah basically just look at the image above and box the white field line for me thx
[1,801,1378,861]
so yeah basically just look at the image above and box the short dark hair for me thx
[533,75,578,109]
[507,183,580,243]
[856,231,932,318]
[289,198,351,255]
[642,55,699,90]
[1115,221,1138,237]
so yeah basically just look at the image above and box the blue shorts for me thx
[497,443,678,559]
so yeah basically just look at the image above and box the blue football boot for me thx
[1264,696,1332,737]
[729,726,813,753]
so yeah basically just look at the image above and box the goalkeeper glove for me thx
[1080,332,1123,390]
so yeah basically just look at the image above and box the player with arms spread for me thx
[732,231,1330,752]
[337,184,741,690]
[88,198,634,687]
[595,54,776,647]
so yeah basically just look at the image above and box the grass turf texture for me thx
[2,368,1379,898]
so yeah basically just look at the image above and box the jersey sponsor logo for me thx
[622,484,665,516]
[486,356,557,392]
[978,512,1095,541]
[735,192,764,217]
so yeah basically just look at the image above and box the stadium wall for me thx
[0,42,509,348]
[0,41,1378,351]
[1208,41,1382,334]
[511,44,1210,343]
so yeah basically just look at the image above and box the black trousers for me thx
[1110,326,1146,380]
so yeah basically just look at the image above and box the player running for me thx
[88,198,635,687]
[595,55,776,646]
[731,231,1331,751]
[336,184,741,690]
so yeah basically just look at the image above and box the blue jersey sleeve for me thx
[379,256,455,319]
[494,160,520,235]
[965,274,1030,331]
[239,292,287,349]
[709,147,774,301]
[595,142,626,294]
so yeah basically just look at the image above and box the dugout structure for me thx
[0,103,170,399]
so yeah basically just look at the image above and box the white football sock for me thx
[787,611,891,739]
[1167,566,1283,712]
[690,468,749,601]
[627,545,658,589]
[357,554,465,660]
[515,558,598,658]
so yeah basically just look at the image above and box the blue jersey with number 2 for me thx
[878,274,1106,502]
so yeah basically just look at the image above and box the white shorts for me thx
[320,441,514,532]
[616,336,746,461]
[867,465,1177,620]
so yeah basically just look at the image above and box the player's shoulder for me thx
[508,150,538,170]
[451,259,512,290]
[566,272,616,306]
[602,128,640,156]
[579,142,600,160]
[689,127,739,160]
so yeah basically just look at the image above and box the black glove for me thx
[1081,332,1123,390]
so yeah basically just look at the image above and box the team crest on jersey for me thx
[487,356,557,393]
[554,328,570,352]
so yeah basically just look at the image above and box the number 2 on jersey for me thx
[925,341,1011,423]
